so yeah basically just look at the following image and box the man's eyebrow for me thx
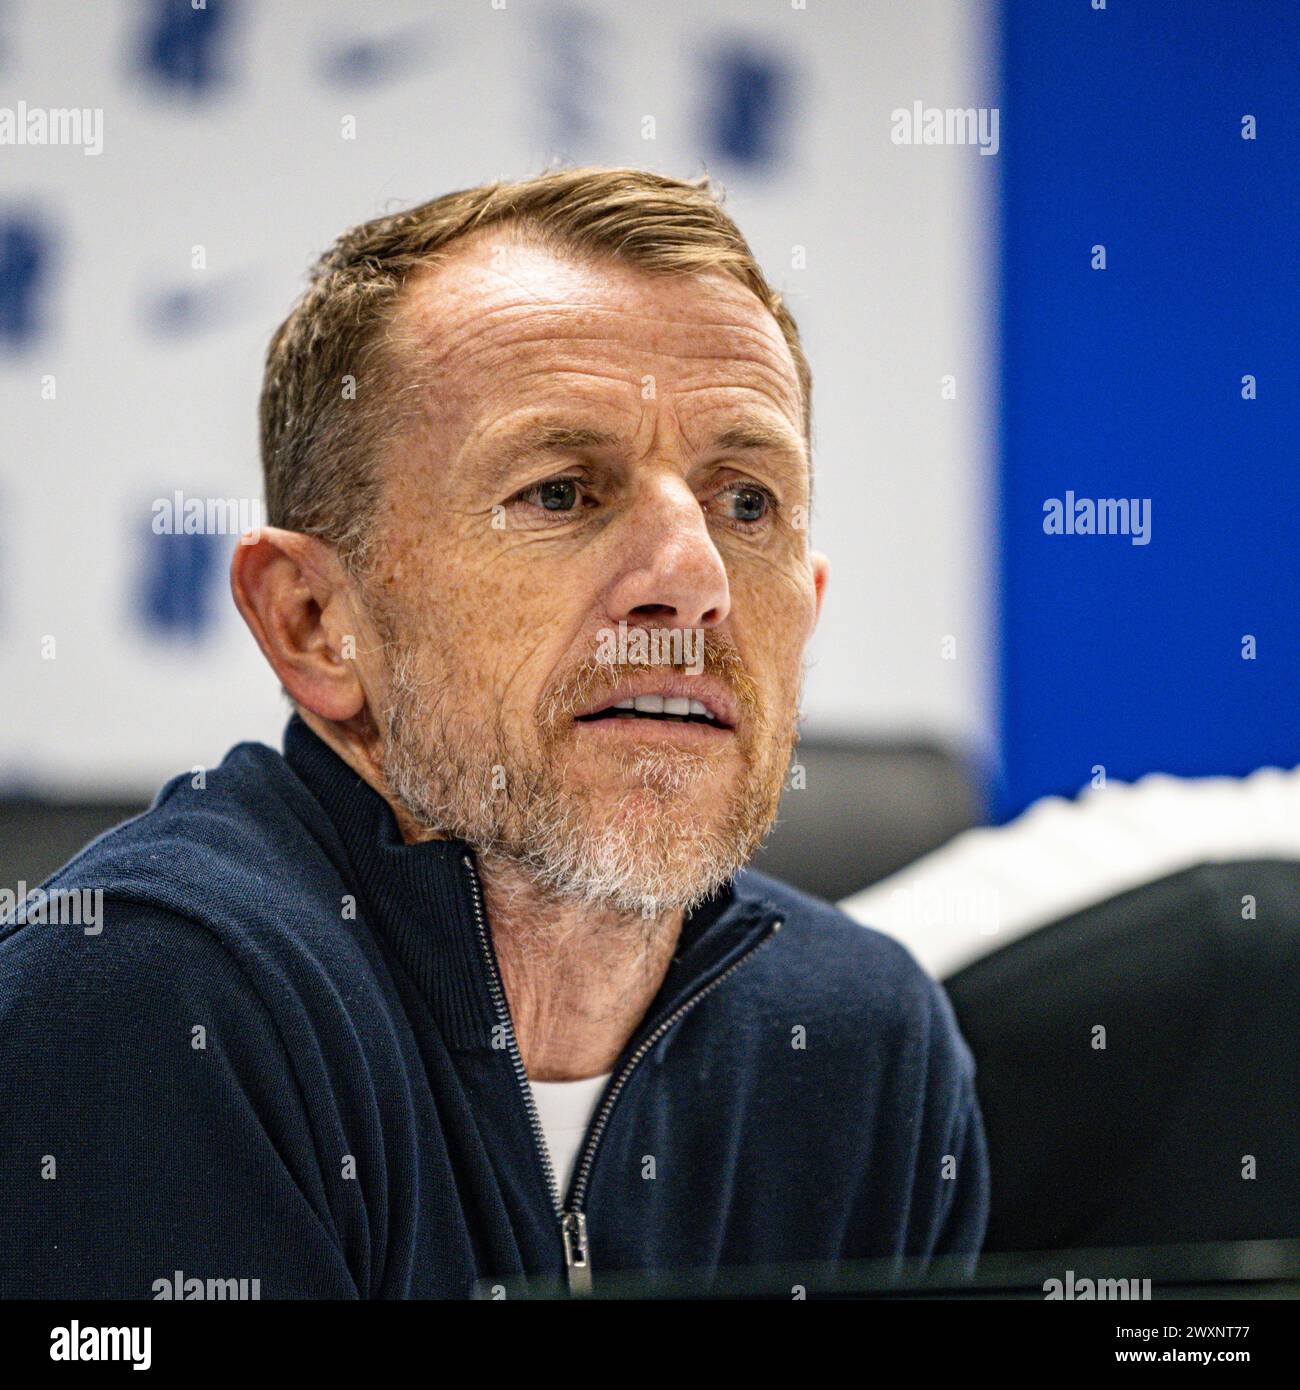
[709,420,807,462]
[474,423,625,490]
[491,423,624,460]
[473,418,807,493]
[490,420,803,461]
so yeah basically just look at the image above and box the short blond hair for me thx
[259,166,812,571]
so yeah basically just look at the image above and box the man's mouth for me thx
[576,694,722,727]
[570,678,738,731]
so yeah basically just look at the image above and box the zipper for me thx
[462,856,566,1222]
[462,853,782,1296]
[565,914,783,1219]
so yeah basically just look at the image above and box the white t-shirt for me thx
[528,1072,611,1200]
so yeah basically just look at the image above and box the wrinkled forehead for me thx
[384,231,806,455]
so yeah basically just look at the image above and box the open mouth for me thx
[574,695,729,729]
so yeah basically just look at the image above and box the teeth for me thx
[591,693,720,721]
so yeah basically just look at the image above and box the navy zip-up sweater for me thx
[0,716,988,1298]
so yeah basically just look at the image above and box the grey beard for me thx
[377,644,788,917]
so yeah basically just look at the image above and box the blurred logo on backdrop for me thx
[137,0,237,99]
[318,20,435,89]
[0,212,54,350]
[704,42,789,169]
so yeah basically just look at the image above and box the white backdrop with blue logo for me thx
[1,0,996,797]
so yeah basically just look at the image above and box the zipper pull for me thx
[561,1210,593,1296]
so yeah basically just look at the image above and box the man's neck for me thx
[477,855,684,1082]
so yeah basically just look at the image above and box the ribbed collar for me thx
[283,715,497,1049]
[280,715,778,1056]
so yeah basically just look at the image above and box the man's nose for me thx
[603,477,731,632]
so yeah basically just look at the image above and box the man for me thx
[0,167,987,1299]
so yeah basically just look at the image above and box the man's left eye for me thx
[719,484,772,524]
[523,478,580,512]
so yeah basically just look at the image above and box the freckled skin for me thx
[364,230,824,827]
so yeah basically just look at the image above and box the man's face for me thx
[357,230,824,914]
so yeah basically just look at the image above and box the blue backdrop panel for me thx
[996,0,1299,819]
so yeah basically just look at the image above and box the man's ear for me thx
[809,550,829,631]
[230,527,367,723]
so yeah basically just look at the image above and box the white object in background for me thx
[840,765,1300,980]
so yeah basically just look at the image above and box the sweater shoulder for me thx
[0,748,367,1123]
[734,867,974,1073]
[737,866,940,991]
[24,740,345,924]
[0,897,274,1024]
[0,741,355,1037]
